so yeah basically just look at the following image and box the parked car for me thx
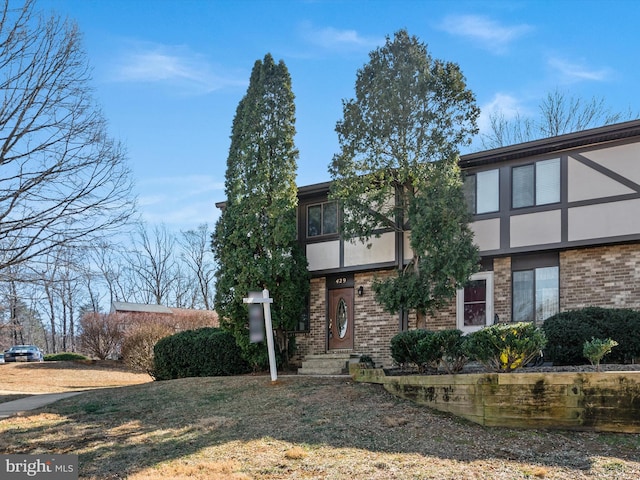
[3,345,44,362]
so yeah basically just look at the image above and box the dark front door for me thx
[328,287,354,350]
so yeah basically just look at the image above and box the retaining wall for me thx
[351,366,640,433]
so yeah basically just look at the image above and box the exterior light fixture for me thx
[357,286,364,296]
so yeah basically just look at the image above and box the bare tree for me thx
[79,312,124,360]
[130,224,178,305]
[180,224,215,310]
[89,240,137,306]
[0,0,136,274]
[482,88,638,149]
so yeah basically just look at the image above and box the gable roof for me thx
[111,302,173,314]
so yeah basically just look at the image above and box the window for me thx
[464,169,499,214]
[307,201,338,237]
[512,265,559,323]
[456,271,494,333]
[512,158,560,208]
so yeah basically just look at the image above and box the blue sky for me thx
[38,0,640,232]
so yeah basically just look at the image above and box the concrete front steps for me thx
[297,353,353,375]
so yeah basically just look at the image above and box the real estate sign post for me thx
[243,289,277,382]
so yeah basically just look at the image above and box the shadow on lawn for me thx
[11,360,140,373]
[2,376,639,478]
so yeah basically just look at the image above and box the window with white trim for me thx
[456,271,494,333]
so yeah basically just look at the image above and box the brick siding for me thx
[295,242,640,369]
[352,271,399,368]
[560,243,640,311]
[493,257,512,322]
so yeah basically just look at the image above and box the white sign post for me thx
[243,289,277,382]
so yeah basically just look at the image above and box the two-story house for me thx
[292,120,640,372]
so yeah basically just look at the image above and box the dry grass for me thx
[1,363,639,479]
[0,361,151,394]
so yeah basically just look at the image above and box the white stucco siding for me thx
[585,143,640,186]
[403,232,413,262]
[306,241,340,271]
[569,198,640,241]
[510,210,561,248]
[568,157,635,202]
[344,232,395,267]
[470,218,501,252]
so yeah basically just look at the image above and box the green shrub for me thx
[152,327,250,380]
[358,355,375,368]
[390,329,469,373]
[465,322,547,372]
[583,337,618,371]
[44,352,89,361]
[390,329,434,371]
[433,329,469,374]
[414,333,442,372]
[543,307,640,365]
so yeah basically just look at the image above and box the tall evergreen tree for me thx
[213,54,308,369]
[330,30,480,321]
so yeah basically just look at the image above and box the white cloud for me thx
[439,15,532,54]
[548,57,611,83]
[138,175,224,199]
[137,174,225,229]
[142,199,221,230]
[300,23,382,51]
[109,41,246,94]
[477,93,530,135]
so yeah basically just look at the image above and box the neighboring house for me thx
[288,120,640,369]
[111,302,219,330]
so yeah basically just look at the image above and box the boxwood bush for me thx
[432,329,469,374]
[543,307,640,365]
[390,329,434,371]
[44,352,89,361]
[152,327,250,380]
[390,329,469,373]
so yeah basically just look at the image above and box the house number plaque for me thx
[328,274,354,289]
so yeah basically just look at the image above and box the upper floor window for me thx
[512,158,560,208]
[307,201,338,237]
[464,169,499,214]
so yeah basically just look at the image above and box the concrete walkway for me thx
[0,391,85,419]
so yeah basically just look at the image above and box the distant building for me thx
[110,302,219,330]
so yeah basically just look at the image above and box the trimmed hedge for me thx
[543,307,640,365]
[390,329,434,370]
[44,352,89,361]
[390,329,469,373]
[152,327,250,380]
